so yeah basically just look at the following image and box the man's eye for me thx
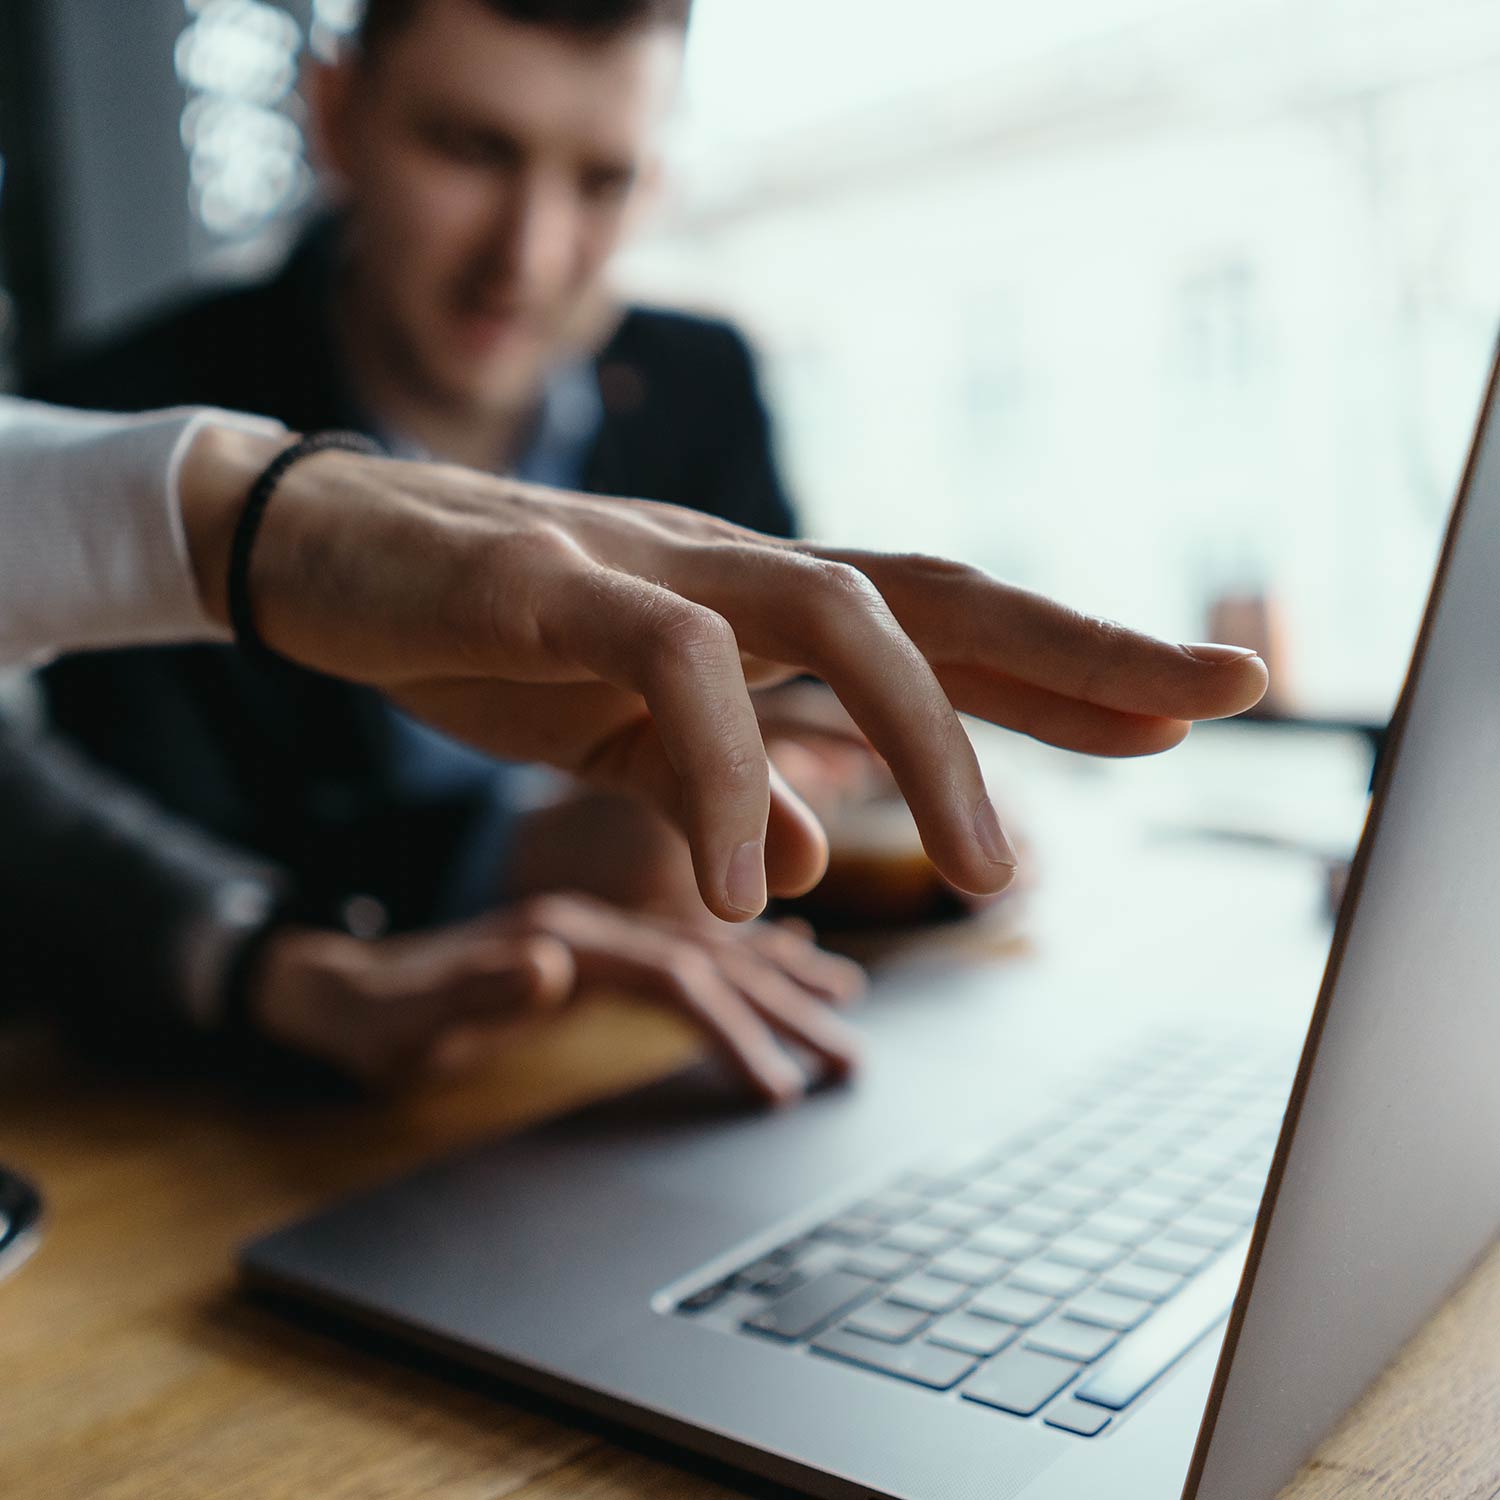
[430,129,513,169]
[581,169,633,203]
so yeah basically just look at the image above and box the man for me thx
[26,0,847,1088]
[16,0,1266,1095]
[35,0,801,910]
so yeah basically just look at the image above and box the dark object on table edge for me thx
[1241,708,1387,789]
[0,1164,43,1281]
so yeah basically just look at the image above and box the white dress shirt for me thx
[0,398,283,666]
[0,398,289,1033]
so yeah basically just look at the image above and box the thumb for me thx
[764,760,830,898]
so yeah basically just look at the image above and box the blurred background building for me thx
[2,0,1498,719]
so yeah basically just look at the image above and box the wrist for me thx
[178,421,289,628]
[249,925,364,1056]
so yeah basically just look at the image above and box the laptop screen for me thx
[1187,343,1500,1498]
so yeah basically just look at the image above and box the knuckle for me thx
[795,560,896,642]
[715,740,767,790]
[890,551,982,586]
[661,946,719,1003]
[647,599,737,661]
[807,558,882,606]
[514,892,574,932]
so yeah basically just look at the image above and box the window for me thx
[618,0,1500,717]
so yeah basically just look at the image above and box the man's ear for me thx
[305,51,360,194]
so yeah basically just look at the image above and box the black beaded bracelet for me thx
[227,430,384,661]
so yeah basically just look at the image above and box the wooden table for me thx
[3,966,1499,1500]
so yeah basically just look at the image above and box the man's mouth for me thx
[451,294,542,348]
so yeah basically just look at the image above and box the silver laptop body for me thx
[243,345,1500,1500]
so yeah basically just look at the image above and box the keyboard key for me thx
[813,1328,979,1390]
[1058,1164,1140,1196]
[960,1164,1032,1200]
[850,1191,929,1225]
[736,1256,806,1293]
[963,1347,1080,1416]
[1220,1173,1268,1205]
[1167,1215,1244,1251]
[920,1200,995,1234]
[747,1266,805,1297]
[842,1245,922,1281]
[1066,1288,1155,1332]
[1007,1258,1093,1299]
[1032,1184,1109,1216]
[1112,1188,1185,1222]
[1008,1204,1078,1238]
[1024,1317,1119,1364]
[1195,1193,1257,1227]
[968,1224,1045,1261]
[967,1284,1055,1327]
[1045,1398,1113,1437]
[1093,1144,1171,1179]
[744,1271,879,1342]
[813,1216,885,1247]
[1146,1167,1212,1201]
[1038,1182,1110,1218]
[956,1183,1029,1214]
[1047,1233,1127,1272]
[1101,1263,1186,1303]
[925,1310,1021,1357]
[678,1277,736,1314]
[1171,1148,1235,1181]
[770,1235,818,1264]
[1083,1211,1157,1247]
[983,1160,1052,1192]
[882,1223,960,1257]
[894,1170,967,1198]
[886,1272,971,1313]
[1135,1237,1218,1276]
[843,1299,933,1343]
[1235,1153,1275,1183]
[1077,1238,1248,1410]
[927,1248,1007,1286]
[921,1141,1002,1179]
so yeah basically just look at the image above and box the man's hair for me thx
[358,0,693,58]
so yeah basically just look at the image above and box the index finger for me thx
[815,551,1269,724]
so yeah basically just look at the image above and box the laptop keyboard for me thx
[670,1034,1294,1439]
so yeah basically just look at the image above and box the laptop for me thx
[242,342,1500,1500]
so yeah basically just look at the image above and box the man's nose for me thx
[486,173,576,298]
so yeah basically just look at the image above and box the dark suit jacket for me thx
[19,221,797,1037]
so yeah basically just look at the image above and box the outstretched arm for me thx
[0,398,1267,929]
[179,425,1268,923]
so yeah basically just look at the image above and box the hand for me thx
[180,425,1270,924]
[249,895,867,1103]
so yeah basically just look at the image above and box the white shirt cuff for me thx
[0,399,286,666]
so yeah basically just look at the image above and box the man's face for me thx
[326,0,681,416]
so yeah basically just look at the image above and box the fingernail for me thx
[973,798,1018,867]
[726,839,768,917]
[764,1061,806,1106]
[1180,642,1263,664]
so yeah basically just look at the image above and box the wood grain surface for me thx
[2,985,1497,1500]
